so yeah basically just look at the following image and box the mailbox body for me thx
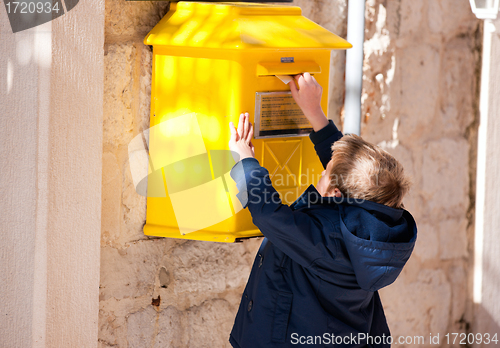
[143,2,351,242]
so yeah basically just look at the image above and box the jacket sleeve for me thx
[230,158,336,268]
[308,120,343,169]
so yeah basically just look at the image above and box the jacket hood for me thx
[338,200,417,292]
[291,185,417,292]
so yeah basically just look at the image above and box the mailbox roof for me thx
[144,2,352,50]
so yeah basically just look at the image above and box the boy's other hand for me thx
[289,73,329,132]
[229,112,255,162]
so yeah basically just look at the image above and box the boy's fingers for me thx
[303,72,312,82]
[296,74,304,88]
[246,122,254,143]
[237,113,244,138]
[243,113,249,138]
[311,74,321,89]
[229,122,238,142]
[289,80,299,98]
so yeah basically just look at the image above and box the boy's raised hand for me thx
[289,73,329,132]
[229,112,255,162]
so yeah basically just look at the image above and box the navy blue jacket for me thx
[228,121,417,348]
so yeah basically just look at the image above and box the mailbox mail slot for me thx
[256,62,321,76]
[143,1,351,242]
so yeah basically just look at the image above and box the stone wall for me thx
[361,0,480,345]
[100,1,262,347]
[99,0,480,347]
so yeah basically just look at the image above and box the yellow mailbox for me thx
[143,1,351,242]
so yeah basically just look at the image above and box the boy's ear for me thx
[325,187,342,198]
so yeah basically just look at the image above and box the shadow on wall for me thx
[0,16,50,348]
[474,304,500,347]
[475,248,500,346]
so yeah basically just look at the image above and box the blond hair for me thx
[328,134,411,209]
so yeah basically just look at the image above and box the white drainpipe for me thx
[343,0,366,136]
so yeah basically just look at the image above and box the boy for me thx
[227,73,417,348]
